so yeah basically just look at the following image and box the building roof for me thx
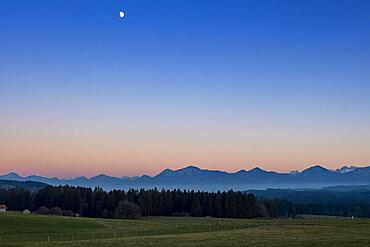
[0,205,7,209]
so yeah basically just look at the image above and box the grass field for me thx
[1,212,370,246]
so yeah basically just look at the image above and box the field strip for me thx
[0,224,261,243]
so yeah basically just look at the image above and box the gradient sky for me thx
[1,0,370,178]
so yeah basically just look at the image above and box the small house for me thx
[0,205,7,213]
[23,209,31,214]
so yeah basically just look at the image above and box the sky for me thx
[0,0,370,178]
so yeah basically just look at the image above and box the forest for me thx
[2,184,370,219]
[0,185,276,219]
[252,188,370,218]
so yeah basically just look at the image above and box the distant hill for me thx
[246,187,370,205]
[1,165,370,191]
[322,184,370,192]
[0,180,48,191]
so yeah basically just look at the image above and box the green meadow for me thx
[1,212,370,246]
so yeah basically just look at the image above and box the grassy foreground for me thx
[1,212,370,246]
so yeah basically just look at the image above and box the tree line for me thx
[274,198,370,218]
[251,189,370,218]
[0,185,276,219]
[3,184,368,219]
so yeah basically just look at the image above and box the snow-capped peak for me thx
[336,166,357,174]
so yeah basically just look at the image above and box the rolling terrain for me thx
[1,212,370,246]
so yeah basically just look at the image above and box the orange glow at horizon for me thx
[1,128,369,178]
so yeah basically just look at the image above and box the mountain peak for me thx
[304,165,328,171]
[336,166,357,174]
[301,165,331,175]
[73,176,88,180]
[92,174,108,178]
[289,170,299,175]
[179,166,202,172]
[249,167,266,173]
[161,166,203,176]
[8,172,20,176]
[90,174,118,180]
[158,168,175,176]
[3,172,24,180]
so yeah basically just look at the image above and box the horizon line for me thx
[0,164,366,180]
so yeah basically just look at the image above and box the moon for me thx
[119,11,125,18]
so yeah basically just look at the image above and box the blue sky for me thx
[0,0,369,177]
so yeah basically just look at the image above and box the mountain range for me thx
[1,165,370,191]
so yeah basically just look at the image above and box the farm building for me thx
[23,209,31,214]
[0,205,7,213]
